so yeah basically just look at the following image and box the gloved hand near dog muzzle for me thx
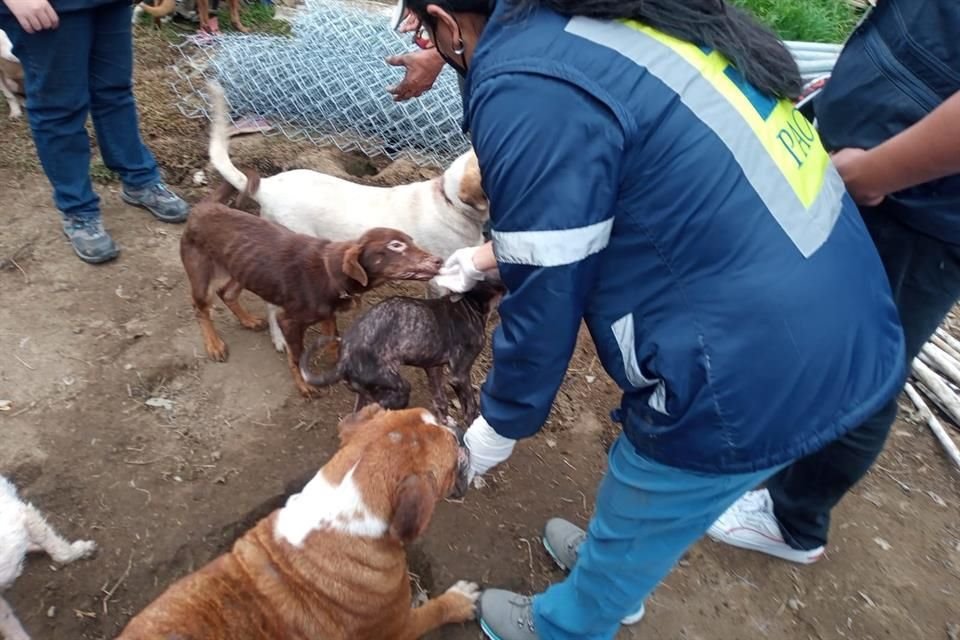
[433,245,488,293]
[462,414,516,483]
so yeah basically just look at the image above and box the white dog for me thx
[1,475,97,640]
[0,30,25,120]
[207,81,490,352]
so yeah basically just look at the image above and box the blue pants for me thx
[533,435,783,640]
[0,1,160,220]
[769,203,960,549]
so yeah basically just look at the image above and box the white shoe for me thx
[707,489,824,565]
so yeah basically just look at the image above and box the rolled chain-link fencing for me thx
[170,0,471,168]
[170,0,842,169]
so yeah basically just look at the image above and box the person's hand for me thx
[463,415,516,482]
[396,9,419,33]
[386,48,445,102]
[432,245,487,293]
[3,0,58,33]
[831,147,886,207]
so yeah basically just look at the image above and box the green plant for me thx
[731,0,860,43]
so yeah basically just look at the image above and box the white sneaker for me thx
[706,489,824,565]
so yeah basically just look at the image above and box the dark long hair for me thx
[407,0,802,100]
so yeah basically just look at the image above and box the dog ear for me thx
[342,244,369,287]
[458,154,488,211]
[337,403,385,444]
[389,473,438,544]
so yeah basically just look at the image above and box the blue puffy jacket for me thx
[815,0,960,244]
[466,1,906,474]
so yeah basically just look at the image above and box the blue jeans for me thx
[532,435,784,640]
[0,1,160,220]
[769,203,960,550]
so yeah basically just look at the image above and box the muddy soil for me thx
[0,23,958,640]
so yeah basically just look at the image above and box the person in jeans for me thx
[708,0,960,564]
[1,0,189,264]
[392,0,906,638]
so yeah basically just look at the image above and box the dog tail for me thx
[201,180,239,206]
[233,167,262,213]
[207,79,252,199]
[138,0,176,18]
[299,336,344,388]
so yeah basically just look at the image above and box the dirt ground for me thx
[1,24,959,640]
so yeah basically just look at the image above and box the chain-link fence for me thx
[170,0,471,168]
[169,0,842,169]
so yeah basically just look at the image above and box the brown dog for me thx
[137,0,248,33]
[180,182,443,396]
[116,405,478,640]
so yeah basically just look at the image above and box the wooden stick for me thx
[911,359,960,428]
[935,327,960,359]
[905,383,960,471]
[931,334,960,364]
[921,342,960,389]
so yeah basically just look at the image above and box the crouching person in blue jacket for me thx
[403,0,907,638]
[0,0,189,264]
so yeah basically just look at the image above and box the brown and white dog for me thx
[180,182,443,396]
[0,29,25,120]
[117,405,479,640]
[207,81,490,352]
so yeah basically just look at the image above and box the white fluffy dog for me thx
[0,475,96,640]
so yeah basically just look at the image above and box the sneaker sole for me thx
[543,537,645,625]
[707,529,824,565]
[542,537,570,571]
[479,619,505,640]
[120,192,188,224]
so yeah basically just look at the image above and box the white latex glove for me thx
[432,246,486,293]
[463,414,516,481]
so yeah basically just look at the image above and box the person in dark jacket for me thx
[708,0,960,565]
[394,1,906,639]
[0,0,189,264]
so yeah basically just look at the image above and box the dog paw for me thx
[270,333,287,353]
[71,539,97,559]
[296,382,321,399]
[56,539,97,564]
[444,581,481,622]
[242,316,268,331]
[205,340,229,362]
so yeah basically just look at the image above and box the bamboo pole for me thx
[935,327,960,358]
[911,359,960,429]
[921,342,960,389]
[905,383,960,471]
[931,334,960,364]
